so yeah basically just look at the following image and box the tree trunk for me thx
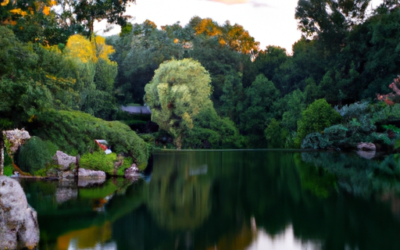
[175,136,182,150]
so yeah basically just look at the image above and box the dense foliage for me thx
[296,99,342,146]
[16,136,58,175]
[31,110,150,168]
[144,59,212,148]
[2,0,400,161]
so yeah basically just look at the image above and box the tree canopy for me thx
[144,58,212,149]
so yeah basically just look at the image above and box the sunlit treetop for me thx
[66,34,115,64]
[191,17,259,55]
[160,17,259,55]
[0,0,56,21]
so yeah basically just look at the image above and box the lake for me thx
[20,150,400,250]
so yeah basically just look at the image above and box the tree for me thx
[144,59,212,149]
[296,99,342,146]
[264,119,288,148]
[182,102,242,149]
[238,74,280,147]
[282,89,307,131]
[72,0,136,37]
[65,34,117,119]
[295,0,371,52]
[108,20,184,104]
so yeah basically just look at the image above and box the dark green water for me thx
[20,151,400,250]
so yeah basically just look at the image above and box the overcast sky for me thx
[95,0,384,54]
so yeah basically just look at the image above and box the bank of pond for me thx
[5,150,400,250]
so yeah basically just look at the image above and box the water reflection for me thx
[18,151,400,249]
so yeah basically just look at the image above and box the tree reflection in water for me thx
[20,151,400,250]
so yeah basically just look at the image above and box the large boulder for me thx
[53,151,76,171]
[0,176,39,250]
[56,187,78,204]
[357,142,376,151]
[78,168,106,180]
[3,129,31,154]
[124,164,140,179]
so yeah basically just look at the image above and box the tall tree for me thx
[144,59,212,149]
[295,0,371,52]
[72,0,136,37]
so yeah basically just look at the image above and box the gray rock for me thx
[3,129,31,154]
[0,176,39,250]
[357,142,376,151]
[54,151,76,171]
[56,188,78,204]
[356,150,376,159]
[61,170,75,179]
[125,164,140,178]
[78,178,106,187]
[78,168,106,180]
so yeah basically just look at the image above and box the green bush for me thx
[4,166,13,176]
[79,151,117,175]
[117,157,133,176]
[32,110,150,168]
[182,104,242,149]
[264,119,288,148]
[296,99,342,147]
[16,137,58,175]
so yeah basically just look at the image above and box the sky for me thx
[94,0,384,54]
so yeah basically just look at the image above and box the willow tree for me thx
[144,59,212,149]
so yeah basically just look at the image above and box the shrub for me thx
[16,137,58,175]
[182,104,242,149]
[4,166,12,176]
[264,119,288,148]
[32,110,150,168]
[117,157,133,176]
[296,99,342,147]
[334,101,369,121]
[79,151,116,175]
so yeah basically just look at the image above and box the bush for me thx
[32,110,150,168]
[264,119,288,148]
[16,137,58,175]
[296,99,342,147]
[4,166,13,176]
[334,101,369,121]
[182,104,242,149]
[117,157,133,176]
[79,151,117,175]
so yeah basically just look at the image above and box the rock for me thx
[54,151,76,171]
[356,150,376,160]
[56,187,78,204]
[357,142,376,151]
[0,176,39,250]
[125,164,140,178]
[3,129,31,154]
[61,170,75,179]
[78,168,106,180]
[78,178,106,188]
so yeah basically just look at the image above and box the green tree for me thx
[282,89,307,131]
[144,58,212,149]
[239,74,280,147]
[182,103,242,149]
[295,0,371,52]
[72,0,136,37]
[296,99,342,147]
[264,119,288,148]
